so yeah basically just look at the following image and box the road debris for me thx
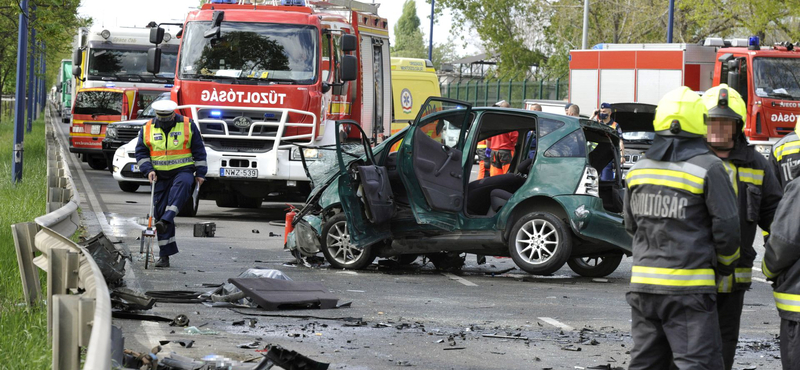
[112,311,173,322]
[111,288,155,311]
[183,326,218,335]
[83,232,127,286]
[228,278,341,310]
[145,290,204,303]
[562,345,582,351]
[483,333,529,340]
[237,341,261,349]
[158,339,194,348]
[252,229,260,233]
[170,314,190,327]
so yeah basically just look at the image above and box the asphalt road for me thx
[52,113,782,370]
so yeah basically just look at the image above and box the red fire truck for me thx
[147,0,392,209]
[569,37,800,155]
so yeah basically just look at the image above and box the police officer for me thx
[701,85,783,370]
[769,118,800,189]
[135,100,207,268]
[762,178,800,370]
[594,102,625,180]
[624,86,740,370]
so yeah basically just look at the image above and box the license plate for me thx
[90,125,101,135]
[130,164,140,172]
[220,168,258,178]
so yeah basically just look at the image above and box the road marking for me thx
[753,277,768,284]
[538,317,574,331]
[442,273,478,286]
[137,320,167,349]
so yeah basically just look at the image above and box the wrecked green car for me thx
[287,98,632,277]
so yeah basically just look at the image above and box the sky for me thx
[77,0,480,56]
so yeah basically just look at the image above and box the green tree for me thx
[392,0,427,59]
[430,36,461,71]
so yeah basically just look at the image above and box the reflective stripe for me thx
[137,158,151,166]
[718,274,733,293]
[762,260,777,279]
[722,161,738,196]
[633,159,708,178]
[166,205,180,214]
[774,140,800,161]
[158,237,177,246]
[735,267,752,283]
[738,167,764,186]
[717,247,740,266]
[627,169,705,194]
[149,148,192,156]
[195,160,208,167]
[152,157,194,166]
[631,266,716,287]
[774,292,800,313]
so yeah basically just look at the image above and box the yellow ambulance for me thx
[390,58,441,135]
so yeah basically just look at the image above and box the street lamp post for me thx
[581,0,589,49]
[428,0,434,62]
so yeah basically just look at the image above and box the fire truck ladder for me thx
[308,0,379,15]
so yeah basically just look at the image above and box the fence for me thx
[12,104,113,369]
[440,79,568,108]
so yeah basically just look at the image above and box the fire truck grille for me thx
[204,138,273,153]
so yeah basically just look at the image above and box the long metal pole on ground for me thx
[26,7,35,133]
[428,0,434,61]
[667,0,675,43]
[12,0,29,183]
[581,0,589,49]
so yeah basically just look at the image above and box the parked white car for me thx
[111,139,148,193]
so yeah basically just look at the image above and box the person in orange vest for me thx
[488,100,519,176]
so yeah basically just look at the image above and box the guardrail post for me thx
[508,80,514,107]
[52,295,81,370]
[465,80,471,102]
[474,82,479,106]
[496,79,501,102]
[47,248,80,333]
[12,222,41,306]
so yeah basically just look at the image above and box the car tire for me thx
[87,155,107,170]
[320,213,375,270]
[508,212,572,275]
[567,253,623,277]
[215,194,238,208]
[118,181,139,193]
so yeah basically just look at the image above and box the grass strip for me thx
[0,117,51,369]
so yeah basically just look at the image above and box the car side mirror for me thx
[147,48,161,74]
[72,66,82,78]
[340,55,358,82]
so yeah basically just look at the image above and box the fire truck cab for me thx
[147,0,392,209]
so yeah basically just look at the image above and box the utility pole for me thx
[12,0,29,183]
[428,0,434,62]
[39,42,46,114]
[667,0,675,43]
[581,0,589,49]
[26,6,36,133]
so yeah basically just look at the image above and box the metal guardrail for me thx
[12,105,112,370]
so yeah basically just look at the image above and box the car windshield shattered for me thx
[303,143,365,192]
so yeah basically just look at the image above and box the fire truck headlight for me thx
[290,147,321,161]
[101,29,111,39]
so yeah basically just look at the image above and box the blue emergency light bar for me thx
[210,110,222,118]
[281,0,306,5]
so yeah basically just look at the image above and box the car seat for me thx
[466,158,533,215]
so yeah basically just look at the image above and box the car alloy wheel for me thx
[515,219,559,265]
[320,213,375,269]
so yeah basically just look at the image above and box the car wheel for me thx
[508,212,572,275]
[567,253,623,277]
[320,213,375,270]
[215,193,238,208]
[118,181,139,193]
[87,155,107,170]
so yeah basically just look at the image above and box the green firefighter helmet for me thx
[653,86,708,137]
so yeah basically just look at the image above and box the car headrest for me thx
[518,158,533,175]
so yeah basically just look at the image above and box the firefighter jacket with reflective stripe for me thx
[135,115,208,179]
[624,149,741,295]
[717,145,783,293]
[770,130,800,189]
[763,178,800,321]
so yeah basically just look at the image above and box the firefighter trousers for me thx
[490,149,513,176]
[153,171,194,257]
[781,318,800,370]
[627,292,724,370]
[717,290,745,370]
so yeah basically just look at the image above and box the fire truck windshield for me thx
[179,21,317,84]
[88,47,178,80]
[753,57,800,100]
[74,91,123,116]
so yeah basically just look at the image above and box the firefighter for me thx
[135,100,207,268]
[701,85,783,370]
[762,178,800,370]
[769,116,800,189]
[488,100,518,176]
[623,86,740,370]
